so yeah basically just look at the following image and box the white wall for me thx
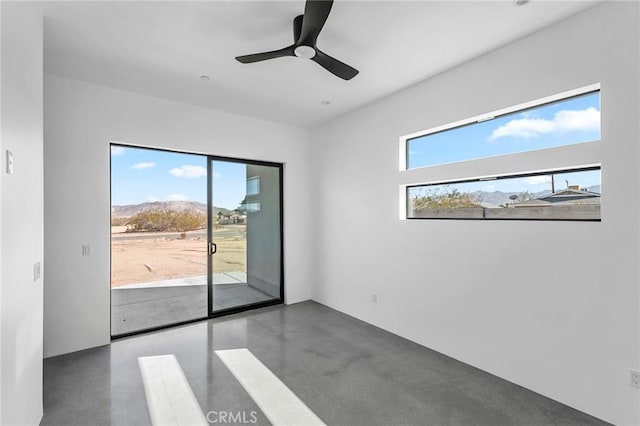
[1,2,44,425]
[43,75,313,358]
[310,2,639,425]
[1,4,4,421]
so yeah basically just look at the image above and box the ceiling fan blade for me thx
[298,0,334,46]
[312,49,359,80]
[235,45,295,64]
[293,15,303,43]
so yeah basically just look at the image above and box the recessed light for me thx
[513,0,529,5]
[320,100,331,105]
[200,75,210,81]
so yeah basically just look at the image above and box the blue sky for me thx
[408,92,601,170]
[111,146,246,209]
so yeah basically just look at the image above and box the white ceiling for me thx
[41,1,599,128]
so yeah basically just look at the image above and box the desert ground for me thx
[111,225,246,287]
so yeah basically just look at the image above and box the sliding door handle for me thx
[208,242,217,256]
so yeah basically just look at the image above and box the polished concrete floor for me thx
[111,283,275,335]
[43,301,607,426]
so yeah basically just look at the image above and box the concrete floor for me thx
[43,301,607,426]
[111,282,276,336]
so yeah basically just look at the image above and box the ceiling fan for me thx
[235,0,359,81]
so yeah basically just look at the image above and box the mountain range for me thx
[114,184,601,215]
[111,201,234,217]
[471,185,601,206]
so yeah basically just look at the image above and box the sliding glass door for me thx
[110,145,283,337]
[110,147,209,336]
[208,160,282,314]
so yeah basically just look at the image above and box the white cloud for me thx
[131,162,155,169]
[169,165,207,178]
[147,195,160,202]
[526,175,552,185]
[489,107,600,141]
[111,146,126,156]
[554,108,600,132]
[166,193,188,201]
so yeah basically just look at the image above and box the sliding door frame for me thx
[207,155,285,318]
[110,143,285,339]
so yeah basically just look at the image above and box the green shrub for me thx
[111,216,129,226]
[411,186,482,210]
[126,209,206,232]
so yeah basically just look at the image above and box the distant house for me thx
[509,198,552,208]
[229,213,247,224]
[216,210,247,225]
[511,185,601,208]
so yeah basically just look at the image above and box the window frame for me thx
[398,84,603,222]
[405,165,601,222]
[399,83,601,171]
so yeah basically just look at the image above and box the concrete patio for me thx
[111,273,277,336]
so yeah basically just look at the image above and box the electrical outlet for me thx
[33,262,41,282]
[630,369,640,388]
[371,294,378,303]
[82,245,91,256]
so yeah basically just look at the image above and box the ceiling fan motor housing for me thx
[294,45,316,59]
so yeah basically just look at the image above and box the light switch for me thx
[6,150,14,175]
[82,245,91,256]
[34,262,41,282]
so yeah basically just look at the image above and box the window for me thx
[407,167,601,221]
[400,85,602,221]
[247,177,260,196]
[405,89,600,170]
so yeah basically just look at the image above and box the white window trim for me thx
[398,83,601,171]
